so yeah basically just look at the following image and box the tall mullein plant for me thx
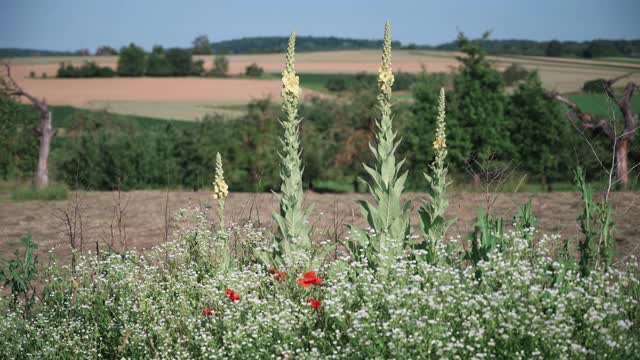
[213,152,228,233]
[349,21,411,269]
[212,152,231,270]
[418,88,455,264]
[270,32,313,267]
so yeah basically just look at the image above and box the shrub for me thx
[210,55,229,76]
[244,63,264,77]
[325,77,347,92]
[583,78,607,94]
[502,63,529,86]
[192,59,205,76]
[56,61,115,78]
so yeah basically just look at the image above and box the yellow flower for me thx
[282,70,300,98]
[378,67,394,94]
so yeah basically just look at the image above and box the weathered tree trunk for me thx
[546,76,637,190]
[615,138,629,190]
[34,110,53,190]
[2,63,55,190]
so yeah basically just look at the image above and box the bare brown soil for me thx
[1,191,638,264]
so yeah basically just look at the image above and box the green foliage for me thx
[582,78,607,94]
[244,63,264,77]
[513,201,538,246]
[0,94,39,180]
[574,168,616,275]
[508,71,575,184]
[501,63,529,86]
[451,32,511,163]
[464,209,505,266]
[545,40,565,57]
[166,48,194,76]
[392,70,417,91]
[210,55,229,77]
[210,35,402,54]
[192,35,212,55]
[146,46,173,76]
[401,72,448,187]
[56,61,115,78]
[117,43,146,76]
[95,45,118,56]
[10,184,68,201]
[0,234,38,312]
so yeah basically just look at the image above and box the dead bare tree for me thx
[1,62,55,190]
[546,74,638,189]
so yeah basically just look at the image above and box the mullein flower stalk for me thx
[268,32,313,269]
[213,152,229,232]
[418,88,455,264]
[349,21,411,271]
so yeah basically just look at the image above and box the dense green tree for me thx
[192,35,212,55]
[146,46,173,76]
[95,46,118,56]
[0,95,39,179]
[508,72,575,186]
[117,43,146,76]
[545,40,565,57]
[451,32,511,163]
[166,48,193,76]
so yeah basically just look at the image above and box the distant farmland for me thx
[6,50,640,120]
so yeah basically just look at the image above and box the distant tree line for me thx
[210,36,403,54]
[431,38,640,58]
[4,36,640,59]
[54,43,267,78]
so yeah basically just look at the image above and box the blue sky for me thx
[1,0,639,51]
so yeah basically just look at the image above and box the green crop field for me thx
[567,93,640,118]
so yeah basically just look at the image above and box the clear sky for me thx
[1,0,639,51]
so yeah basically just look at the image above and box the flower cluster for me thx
[225,288,240,303]
[377,22,394,96]
[281,70,301,99]
[297,271,323,288]
[212,153,229,201]
[432,88,447,155]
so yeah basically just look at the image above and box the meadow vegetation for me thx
[1,22,639,358]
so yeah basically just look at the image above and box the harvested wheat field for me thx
[1,191,638,264]
[8,50,640,116]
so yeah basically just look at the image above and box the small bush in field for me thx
[583,78,607,94]
[245,63,264,77]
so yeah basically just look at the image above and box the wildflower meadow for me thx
[1,22,639,359]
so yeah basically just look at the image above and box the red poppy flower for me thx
[298,271,323,288]
[225,288,240,302]
[307,298,321,309]
[203,307,213,316]
[270,269,287,282]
